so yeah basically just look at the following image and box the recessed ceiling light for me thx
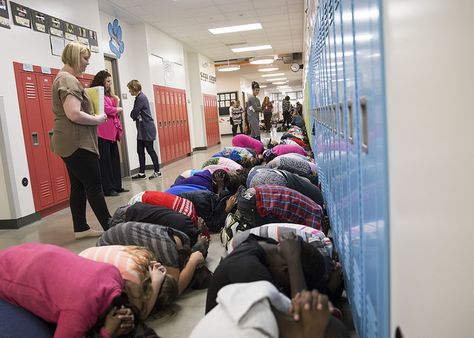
[232,45,272,53]
[272,81,288,85]
[209,23,262,35]
[218,65,241,72]
[249,56,275,65]
[266,78,287,81]
[261,73,285,77]
[258,67,279,72]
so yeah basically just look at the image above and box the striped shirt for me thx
[255,185,322,229]
[129,191,197,224]
[79,245,143,285]
[97,222,190,268]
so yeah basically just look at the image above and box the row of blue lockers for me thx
[307,0,390,337]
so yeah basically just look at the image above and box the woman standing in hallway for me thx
[247,81,262,140]
[127,80,161,180]
[230,100,244,136]
[90,70,128,196]
[51,42,110,239]
[262,96,273,132]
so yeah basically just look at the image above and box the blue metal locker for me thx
[307,0,390,337]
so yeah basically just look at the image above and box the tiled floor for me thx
[0,135,239,338]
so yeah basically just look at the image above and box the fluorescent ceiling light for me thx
[261,73,285,77]
[218,65,240,72]
[249,56,275,65]
[272,81,288,85]
[209,23,262,35]
[266,77,286,81]
[277,85,290,88]
[259,85,267,88]
[232,45,272,53]
[258,67,279,72]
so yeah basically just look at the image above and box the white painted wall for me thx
[0,97,13,219]
[384,0,474,336]
[186,52,207,149]
[216,72,241,135]
[0,0,103,218]
[99,12,141,171]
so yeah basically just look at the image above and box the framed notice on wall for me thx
[11,2,31,28]
[31,10,48,33]
[217,91,238,116]
[49,15,63,37]
[0,0,10,29]
[64,21,78,41]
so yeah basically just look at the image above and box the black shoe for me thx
[149,172,162,179]
[104,190,119,196]
[131,173,146,180]
[116,188,130,193]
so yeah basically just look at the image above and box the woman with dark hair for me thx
[262,96,273,132]
[282,95,292,129]
[247,81,262,140]
[90,70,127,196]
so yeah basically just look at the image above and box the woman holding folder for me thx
[50,42,111,239]
[90,70,128,196]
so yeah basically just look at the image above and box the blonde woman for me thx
[79,245,178,319]
[50,42,110,239]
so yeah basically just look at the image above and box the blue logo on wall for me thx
[108,19,125,59]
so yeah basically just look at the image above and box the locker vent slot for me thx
[56,177,67,193]
[40,181,52,198]
[42,84,52,100]
[25,83,37,99]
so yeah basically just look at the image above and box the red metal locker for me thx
[164,90,175,161]
[16,71,55,210]
[183,92,191,154]
[204,94,220,147]
[177,91,185,156]
[159,88,169,163]
[153,85,166,163]
[169,90,178,158]
[36,74,69,202]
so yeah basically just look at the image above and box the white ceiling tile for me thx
[252,0,286,9]
[256,7,287,16]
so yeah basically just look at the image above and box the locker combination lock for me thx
[22,177,29,187]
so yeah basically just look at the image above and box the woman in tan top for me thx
[51,42,110,239]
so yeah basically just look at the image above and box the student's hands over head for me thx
[225,194,237,213]
[190,251,205,265]
[279,232,302,263]
[149,261,167,286]
[104,306,135,337]
[290,290,333,338]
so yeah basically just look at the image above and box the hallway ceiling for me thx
[99,0,305,91]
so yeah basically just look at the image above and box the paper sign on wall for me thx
[64,22,78,41]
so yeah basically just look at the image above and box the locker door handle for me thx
[164,121,167,127]
[159,121,162,127]
[32,132,39,146]
[360,97,368,153]
[48,131,53,140]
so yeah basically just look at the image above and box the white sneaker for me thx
[75,229,104,240]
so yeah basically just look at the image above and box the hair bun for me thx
[252,81,260,89]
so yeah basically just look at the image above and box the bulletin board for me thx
[217,91,237,116]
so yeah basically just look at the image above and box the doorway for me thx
[104,56,130,177]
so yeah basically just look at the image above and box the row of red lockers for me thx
[13,62,220,213]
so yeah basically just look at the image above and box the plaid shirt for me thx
[255,185,322,229]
